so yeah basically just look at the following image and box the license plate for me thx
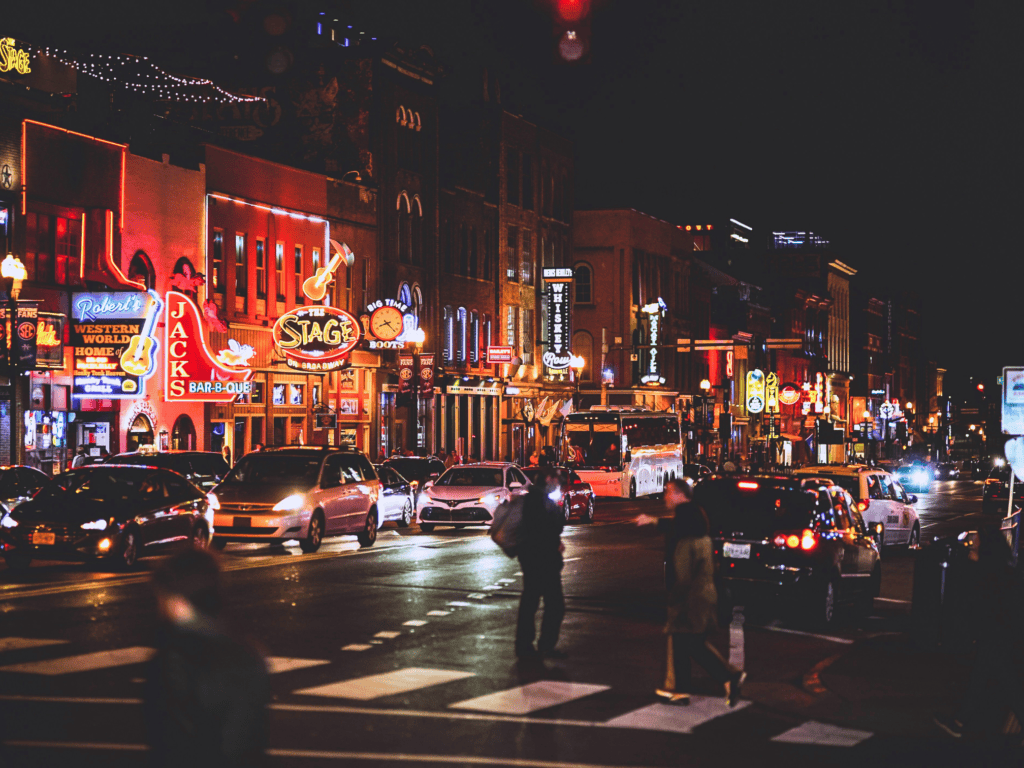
[723,542,750,559]
[31,531,55,546]
[233,517,252,529]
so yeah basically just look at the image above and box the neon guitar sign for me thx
[302,243,353,302]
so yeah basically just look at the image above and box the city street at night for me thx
[0,481,1013,768]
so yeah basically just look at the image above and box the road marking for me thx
[0,646,153,675]
[563,558,581,563]
[466,593,487,599]
[427,611,451,616]
[450,682,609,715]
[0,638,68,653]
[757,625,854,644]
[483,586,503,590]
[0,695,142,704]
[403,620,428,627]
[771,720,873,747]
[498,579,516,583]
[342,644,372,652]
[374,631,401,639]
[605,698,750,734]
[448,601,473,607]
[294,667,475,700]
[266,657,331,674]
[6,741,146,752]
[875,597,911,604]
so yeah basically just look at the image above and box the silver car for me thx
[416,463,530,531]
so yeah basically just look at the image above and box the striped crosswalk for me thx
[0,638,874,747]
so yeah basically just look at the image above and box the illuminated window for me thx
[275,242,285,301]
[212,229,225,294]
[520,229,533,285]
[522,308,534,364]
[289,384,304,406]
[294,245,303,303]
[311,247,321,275]
[272,384,285,405]
[506,148,519,206]
[457,307,468,364]
[470,311,480,365]
[255,238,266,299]
[234,234,247,307]
[442,306,454,364]
[506,227,518,282]
[507,305,518,350]
[412,199,423,265]
[55,215,83,285]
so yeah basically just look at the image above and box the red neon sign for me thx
[487,345,514,364]
[164,291,253,402]
[273,305,360,372]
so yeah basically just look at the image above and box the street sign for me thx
[1003,367,1024,435]
[879,401,895,420]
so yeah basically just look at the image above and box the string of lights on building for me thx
[26,45,263,104]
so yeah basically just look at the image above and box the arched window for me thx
[469,311,480,364]
[443,306,454,364]
[573,331,594,382]
[411,195,423,265]
[412,284,424,325]
[397,193,411,264]
[397,106,407,126]
[414,112,422,131]
[129,250,156,291]
[171,414,197,451]
[398,282,412,307]
[482,313,492,361]
[574,263,592,304]
[457,307,468,364]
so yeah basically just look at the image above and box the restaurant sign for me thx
[34,312,65,370]
[640,298,668,385]
[543,267,573,374]
[274,305,360,372]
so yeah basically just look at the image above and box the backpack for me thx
[490,496,525,558]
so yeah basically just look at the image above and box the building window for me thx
[212,229,225,293]
[522,153,533,211]
[482,227,492,281]
[457,307,467,364]
[24,212,51,283]
[255,238,266,299]
[235,234,247,303]
[506,148,519,206]
[443,306,454,364]
[412,284,424,325]
[251,382,265,404]
[573,331,594,382]
[443,219,454,273]
[275,242,285,301]
[273,384,285,405]
[54,215,83,285]
[469,311,480,364]
[506,227,519,282]
[482,313,492,361]
[506,305,518,350]
[294,245,304,303]
[522,308,534,364]
[412,205,423,265]
[574,263,592,303]
[521,229,533,285]
[289,384,304,405]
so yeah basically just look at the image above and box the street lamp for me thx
[699,379,712,460]
[1,253,28,465]
[570,354,586,410]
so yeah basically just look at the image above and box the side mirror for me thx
[509,481,523,489]
[908,494,918,505]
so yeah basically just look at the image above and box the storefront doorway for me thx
[171,414,196,450]
[127,414,154,452]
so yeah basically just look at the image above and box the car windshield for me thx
[221,454,322,485]
[436,468,504,487]
[523,468,571,486]
[384,459,436,481]
[108,453,178,469]
[36,469,157,505]
[695,479,816,538]
[810,473,861,500]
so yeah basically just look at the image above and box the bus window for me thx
[562,421,621,469]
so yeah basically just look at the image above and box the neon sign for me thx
[779,382,802,406]
[746,369,765,414]
[273,305,360,372]
[765,371,779,412]
[640,298,667,385]
[543,267,574,375]
[70,291,160,398]
[164,291,253,402]
[363,298,419,349]
[0,38,31,76]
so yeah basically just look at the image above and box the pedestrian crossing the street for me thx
[0,640,875,748]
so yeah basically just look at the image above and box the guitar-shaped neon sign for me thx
[302,243,352,303]
[120,300,161,378]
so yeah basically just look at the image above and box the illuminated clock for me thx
[370,306,404,342]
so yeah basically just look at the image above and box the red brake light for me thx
[785,534,800,548]
[707,224,713,230]
[773,534,787,547]
[985,478,1000,485]
[737,481,759,490]
[857,501,868,512]
[800,529,817,550]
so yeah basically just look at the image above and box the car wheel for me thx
[190,522,210,550]
[300,512,324,554]
[563,496,572,522]
[808,577,837,627]
[906,523,920,550]
[397,499,413,528]
[357,509,378,548]
[582,496,595,524]
[420,523,436,532]
[4,552,31,571]
[629,479,637,500]
[120,530,139,570]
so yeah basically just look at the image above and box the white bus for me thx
[560,407,683,499]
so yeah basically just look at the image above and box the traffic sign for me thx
[879,401,895,420]
[1003,367,1024,435]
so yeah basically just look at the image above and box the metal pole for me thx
[1008,471,1018,562]
[600,327,608,406]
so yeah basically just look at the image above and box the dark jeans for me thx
[956,632,1024,728]
[516,559,565,653]
[671,632,734,692]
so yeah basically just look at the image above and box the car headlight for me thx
[547,488,563,503]
[479,493,502,507]
[206,493,220,511]
[81,519,108,531]
[1,515,17,529]
[273,493,306,512]
[914,471,929,484]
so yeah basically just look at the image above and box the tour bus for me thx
[560,407,683,498]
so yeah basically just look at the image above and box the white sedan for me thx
[416,463,530,531]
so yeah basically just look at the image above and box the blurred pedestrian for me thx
[637,478,744,705]
[145,548,269,768]
[515,467,567,660]
[541,446,557,466]
[252,443,264,453]
[934,528,1024,739]
[220,444,232,468]
[71,446,88,468]
[444,451,458,469]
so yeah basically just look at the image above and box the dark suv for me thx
[105,451,229,491]
[696,476,881,626]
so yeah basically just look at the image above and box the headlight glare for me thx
[1,515,17,529]
[81,519,108,531]
[273,493,306,512]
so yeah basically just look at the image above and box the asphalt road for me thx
[0,478,1004,768]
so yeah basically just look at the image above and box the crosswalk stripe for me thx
[450,681,609,715]
[294,667,475,700]
[604,698,750,734]
[771,720,873,747]
[0,638,68,653]
[0,647,153,676]
[266,657,331,674]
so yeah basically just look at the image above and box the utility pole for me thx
[600,327,608,406]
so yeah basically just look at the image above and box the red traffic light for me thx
[977,382,985,392]
[555,0,588,23]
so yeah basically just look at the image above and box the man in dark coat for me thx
[515,468,567,659]
[144,548,270,768]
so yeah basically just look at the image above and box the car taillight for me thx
[985,479,1001,485]
[774,529,817,550]
[737,481,759,490]
[857,501,868,513]
[800,529,817,550]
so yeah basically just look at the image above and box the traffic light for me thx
[552,0,591,63]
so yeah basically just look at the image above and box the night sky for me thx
[7,0,1023,396]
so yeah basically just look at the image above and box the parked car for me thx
[211,447,381,552]
[933,462,960,480]
[683,463,714,482]
[0,466,49,514]
[105,449,230,490]
[698,476,881,626]
[523,466,595,523]
[895,462,933,493]
[381,456,446,504]
[793,464,920,548]
[982,466,1021,514]
[0,465,214,570]
[373,464,416,527]
[416,463,530,531]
